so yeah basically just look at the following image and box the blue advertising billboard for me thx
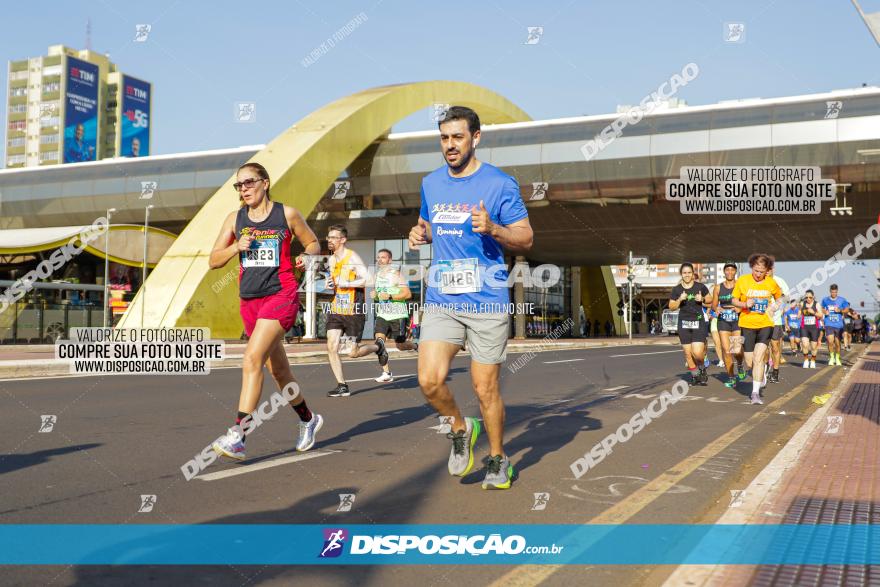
[63,56,99,164]
[120,75,150,157]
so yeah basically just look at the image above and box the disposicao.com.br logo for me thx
[318,528,564,558]
[319,528,348,558]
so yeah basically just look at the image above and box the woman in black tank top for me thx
[205,163,323,463]
[669,263,713,385]
[712,263,745,387]
[799,289,824,367]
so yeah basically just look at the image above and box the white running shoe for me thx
[802,360,810,369]
[717,359,725,368]
[810,360,816,369]
[375,371,394,383]
[212,427,246,461]
[295,413,323,452]
[750,392,764,405]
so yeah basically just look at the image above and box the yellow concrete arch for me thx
[119,81,530,336]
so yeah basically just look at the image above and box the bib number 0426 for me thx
[437,258,480,295]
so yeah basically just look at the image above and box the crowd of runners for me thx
[200,102,870,491]
[669,257,868,405]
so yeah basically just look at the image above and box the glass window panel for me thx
[711,106,772,129]
[772,101,831,124]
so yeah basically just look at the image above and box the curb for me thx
[660,344,871,587]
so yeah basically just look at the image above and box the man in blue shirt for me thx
[65,124,94,163]
[784,300,801,355]
[408,106,533,490]
[820,284,850,366]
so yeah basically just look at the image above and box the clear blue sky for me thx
[2,0,879,311]
[3,0,877,157]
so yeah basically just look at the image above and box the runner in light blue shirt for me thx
[409,105,533,491]
[820,284,850,366]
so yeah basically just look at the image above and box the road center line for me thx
[197,450,340,481]
[602,385,629,391]
[345,373,415,383]
[609,350,681,358]
[543,359,585,364]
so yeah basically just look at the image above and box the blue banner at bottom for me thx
[2,524,879,565]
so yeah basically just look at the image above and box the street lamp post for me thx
[103,208,117,328]
[141,205,154,325]
[627,251,634,342]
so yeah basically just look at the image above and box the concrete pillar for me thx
[513,256,526,340]
[571,266,582,337]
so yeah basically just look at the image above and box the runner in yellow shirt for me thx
[731,253,783,405]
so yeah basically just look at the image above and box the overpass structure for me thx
[1,83,879,337]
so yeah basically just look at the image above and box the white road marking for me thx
[543,358,585,364]
[609,350,681,358]
[197,450,340,481]
[346,373,415,383]
[602,385,629,392]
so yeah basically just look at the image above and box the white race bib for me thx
[242,239,279,268]
[803,316,816,326]
[751,298,769,313]
[438,258,480,295]
[682,320,700,329]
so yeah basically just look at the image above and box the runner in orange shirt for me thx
[730,253,783,405]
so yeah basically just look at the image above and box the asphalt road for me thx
[1,341,861,586]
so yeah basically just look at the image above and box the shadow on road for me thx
[0,443,102,476]
[505,404,602,474]
[70,454,458,587]
[351,367,467,396]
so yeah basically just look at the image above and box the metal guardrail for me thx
[0,302,101,344]
[0,282,109,343]
[0,280,105,292]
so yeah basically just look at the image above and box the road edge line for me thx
[660,345,870,587]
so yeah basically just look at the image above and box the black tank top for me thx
[234,202,297,299]
[801,300,819,328]
[717,283,737,321]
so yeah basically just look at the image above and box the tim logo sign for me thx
[70,66,95,85]
[319,528,348,558]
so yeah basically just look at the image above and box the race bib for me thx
[721,309,737,321]
[751,298,769,313]
[334,292,352,310]
[438,258,480,295]
[682,320,700,329]
[804,316,816,326]
[242,239,279,268]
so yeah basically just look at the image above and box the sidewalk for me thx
[665,342,880,586]
[0,334,676,378]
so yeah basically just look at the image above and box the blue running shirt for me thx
[821,295,849,328]
[419,163,528,312]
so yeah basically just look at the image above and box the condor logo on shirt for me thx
[433,212,470,224]
[431,203,472,224]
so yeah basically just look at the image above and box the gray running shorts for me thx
[420,310,510,364]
